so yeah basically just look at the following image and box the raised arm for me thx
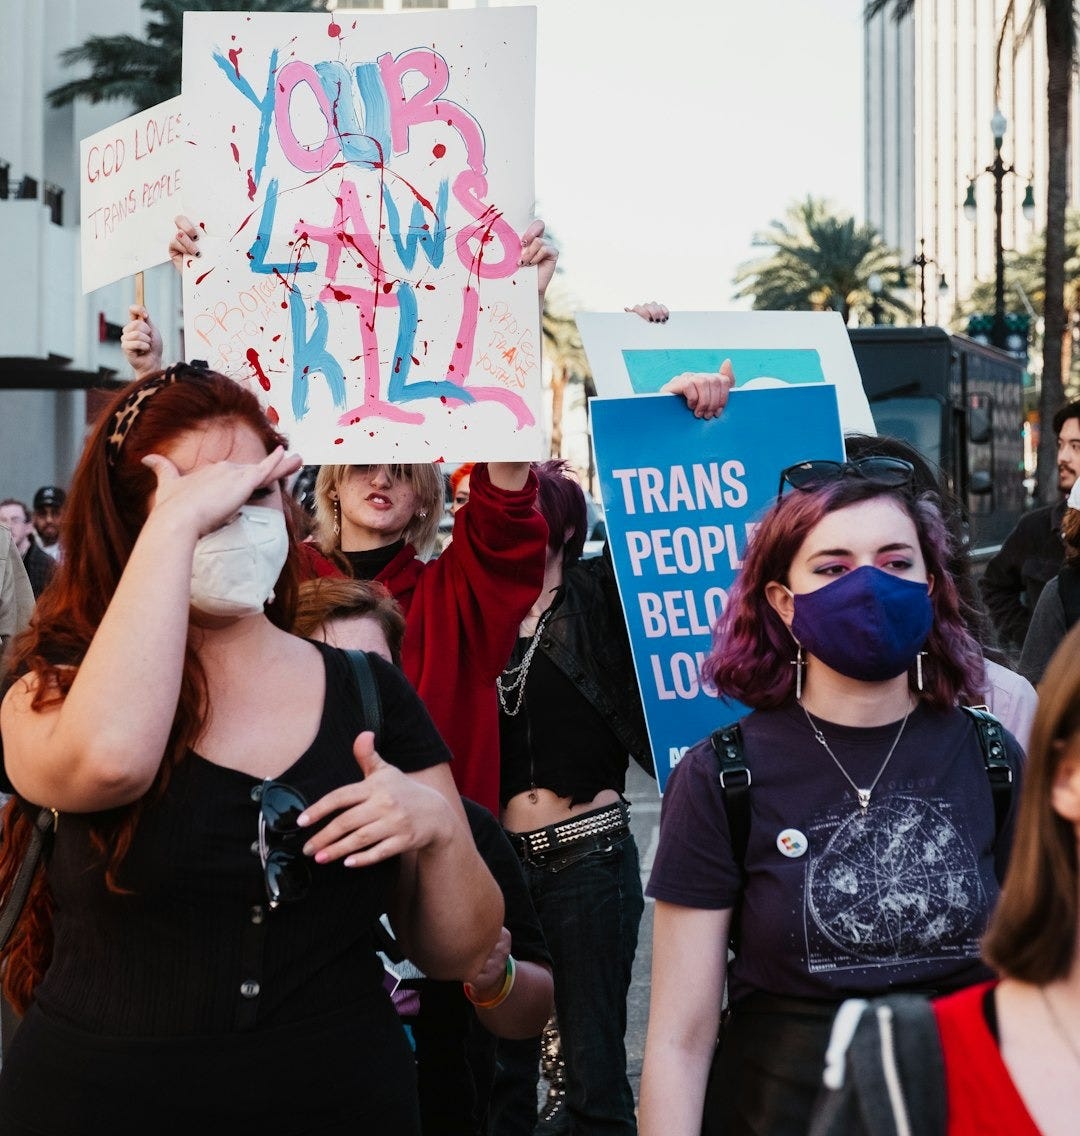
[0,445,300,812]
[121,304,164,379]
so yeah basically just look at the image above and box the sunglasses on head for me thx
[776,457,916,507]
[256,779,310,910]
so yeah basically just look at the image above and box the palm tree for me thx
[733,196,909,325]
[867,0,1076,504]
[48,0,322,112]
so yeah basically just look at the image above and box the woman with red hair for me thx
[0,366,502,1135]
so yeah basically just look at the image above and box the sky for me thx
[511,0,867,314]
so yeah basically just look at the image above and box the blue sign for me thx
[590,384,845,792]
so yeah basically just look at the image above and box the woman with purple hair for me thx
[639,464,1025,1136]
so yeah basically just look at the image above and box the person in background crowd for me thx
[30,487,65,561]
[811,619,1080,1136]
[640,463,1024,1136]
[0,500,56,599]
[496,431,727,1133]
[1020,478,1080,687]
[0,365,503,1136]
[980,399,1080,654]
[293,575,554,1135]
[0,527,33,656]
[450,463,476,521]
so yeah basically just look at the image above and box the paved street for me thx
[625,760,662,1107]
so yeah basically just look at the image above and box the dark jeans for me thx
[521,832,644,1136]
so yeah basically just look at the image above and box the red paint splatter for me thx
[246,347,271,391]
[334,438,344,446]
[328,287,352,301]
[271,334,282,343]
[195,267,215,285]
[432,143,446,159]
[266,405,279,425]
[230,142,240,164]
[227,48,242,79]
[424,284,436,291]
[382,282,394,294]
[328,19,341,37]
[440,396,448,404]
[246,169,257,201]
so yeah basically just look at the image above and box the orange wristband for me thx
[464,955,516,1009]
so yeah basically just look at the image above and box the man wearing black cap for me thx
[32,486,66,560]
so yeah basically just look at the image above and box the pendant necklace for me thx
[799,700,912,811]
[497,608,553,717]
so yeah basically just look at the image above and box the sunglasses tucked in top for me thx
[776,457,916,507]
[256,779,310,910]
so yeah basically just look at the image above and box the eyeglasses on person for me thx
[256,779,310,910]
[776,457,916,507]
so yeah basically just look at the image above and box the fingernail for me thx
[315,850,330,864]
[302,841,313,856]
[344,855,357,868]
[297,812,310,826]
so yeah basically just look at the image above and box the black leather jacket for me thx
[537,549,654,777]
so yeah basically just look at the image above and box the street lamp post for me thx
[963,107,1036,350]
[906,238,949,325]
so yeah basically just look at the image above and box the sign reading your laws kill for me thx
[181,8,540,463]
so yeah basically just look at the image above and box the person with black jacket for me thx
[979,400,1080,653]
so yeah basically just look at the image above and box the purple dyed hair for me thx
[705,477,987,710]
[532,460,588,567]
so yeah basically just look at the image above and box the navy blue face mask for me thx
[789,565,934,682]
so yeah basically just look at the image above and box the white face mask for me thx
[190,506,289,619]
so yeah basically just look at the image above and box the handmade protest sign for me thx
[590,385,845,792]
[577,310,875,435]
[181,8,540,463]
[80,97,184,293]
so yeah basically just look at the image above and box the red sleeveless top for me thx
[933,981,1042,1135]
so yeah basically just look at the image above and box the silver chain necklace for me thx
[497,608,553,717]
[1040,986,1080,1072]
[799,700,912,811]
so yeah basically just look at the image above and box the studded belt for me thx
[507,802,629,864]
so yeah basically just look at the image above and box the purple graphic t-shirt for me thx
[646,701,1024,1004]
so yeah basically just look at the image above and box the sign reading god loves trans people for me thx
[590,385,845,793]
[80,97,185,293]
[181,8,540,463]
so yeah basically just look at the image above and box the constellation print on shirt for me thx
[803,795,985,973]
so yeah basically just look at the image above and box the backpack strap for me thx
[0,805,57,952]
[710,723,751,873]
[960,705,1013,838]
[345,649,383,744]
